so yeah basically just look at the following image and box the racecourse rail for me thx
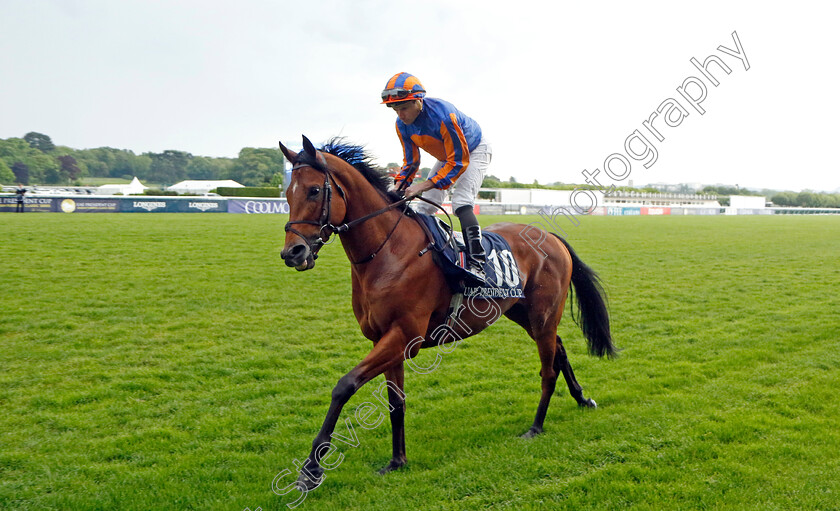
[1,194,838,215]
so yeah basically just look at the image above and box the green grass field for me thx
[1,214,838,510]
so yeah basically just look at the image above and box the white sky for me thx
[1,0,837,192]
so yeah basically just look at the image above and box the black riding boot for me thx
[456,206,486,285]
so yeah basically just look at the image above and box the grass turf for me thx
[1,214,838,510]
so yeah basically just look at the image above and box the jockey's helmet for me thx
[381,72,426,104]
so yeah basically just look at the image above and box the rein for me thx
[341,196,451,264]
[338,198,409,264]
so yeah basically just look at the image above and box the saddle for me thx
[412,212,525,300]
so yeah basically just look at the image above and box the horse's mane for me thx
[319,137,403,203]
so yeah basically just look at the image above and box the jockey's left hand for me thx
[405,179,435,199]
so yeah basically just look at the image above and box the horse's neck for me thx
[336,172,423,268]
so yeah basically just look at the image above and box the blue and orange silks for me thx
[394,97,482,190]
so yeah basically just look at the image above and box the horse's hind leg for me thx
[522,331,560,438]
[555,335,597,408]
[504,304,560,438]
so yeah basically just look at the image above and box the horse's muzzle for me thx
[280,242,316,271]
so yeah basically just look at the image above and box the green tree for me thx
[68,147,145,180]
[771,192,796,206]
[269,172,284,188]
[58,155,82,182]
[482,174,502,188]
[11,162,30,185]
[44,166,63,184]
[0,159,15,184]
[74,148,115,177]
[24,132,55,153]
[147,150,192,185]
[797,191,818,207]
[0,137,58,183]
[111,149,148,179]
[27,151,59,184]
[0,138,34,174]
[186,156,234,180]
[132,154,153,180]
[230,148,284,186]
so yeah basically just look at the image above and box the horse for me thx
[278,135,616,490]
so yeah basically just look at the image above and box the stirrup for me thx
[463,262,486,285]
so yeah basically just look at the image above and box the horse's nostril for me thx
[282,244,303,258]
[282,243,310,267]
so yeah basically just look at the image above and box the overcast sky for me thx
[1,0,837,192]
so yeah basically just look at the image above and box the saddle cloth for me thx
[414,213,525,299]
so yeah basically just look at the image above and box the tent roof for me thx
[170,180,244,187]
[168,180,244,190]
[96,177,148,195]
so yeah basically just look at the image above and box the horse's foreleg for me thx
[556,335,597,408]
[296,334,407,490]
[378,363,407,474]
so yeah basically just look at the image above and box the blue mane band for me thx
[319,137,402,203]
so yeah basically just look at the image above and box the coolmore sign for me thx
[228,199,289,214]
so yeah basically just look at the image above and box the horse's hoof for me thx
[378,459,406,475]
[296,472,324,491]
[521,426,542,439]
[579,398,598,408]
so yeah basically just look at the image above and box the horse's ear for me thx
[278,141,298,164]
[301,134,328,169]
[302,135,317,157]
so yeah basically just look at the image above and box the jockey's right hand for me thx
[393,178,410,194]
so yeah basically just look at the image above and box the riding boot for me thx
[462,224,487,285]
[455,205,486,285]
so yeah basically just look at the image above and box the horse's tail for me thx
[552,234,617,359]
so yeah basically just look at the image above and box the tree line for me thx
[699,185,840,208]
[768,191,840,208]
[5,133,836,207]
[0,132,284,187]
[474,179,840,208]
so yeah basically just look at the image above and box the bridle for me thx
[284,154,410,265]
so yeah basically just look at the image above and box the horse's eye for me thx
[307,186,321,199]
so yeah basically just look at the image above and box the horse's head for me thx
[279,135,347,271]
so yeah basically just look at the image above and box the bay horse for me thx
[279,136,616,490]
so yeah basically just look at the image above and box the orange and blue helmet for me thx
[381,72,426,104]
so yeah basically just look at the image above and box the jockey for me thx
[382,72,492,284]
